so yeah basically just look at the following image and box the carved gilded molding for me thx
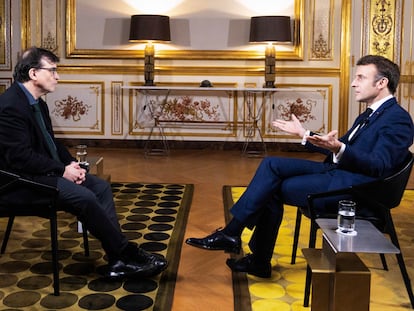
[65,0,304,61]
[309,0,334,60]
[364,0,402,61]
[57,64,341,78]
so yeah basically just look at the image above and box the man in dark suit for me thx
[0,46,167,280]
[186,55,414,278]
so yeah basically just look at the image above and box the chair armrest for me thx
[0,169,59,203]
[306,179,385,219]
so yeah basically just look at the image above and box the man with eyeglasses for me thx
[0,46,168,280]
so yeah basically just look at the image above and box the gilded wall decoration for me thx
[41,0,60,53]
[52,95,91,122]
[45,81,104,135]
[0,0,10,70]
[26,0,61,54]
[0,78,11,94]
[366,0,400,59]
[111,82,123,135]
[266,85,331,137]
[128,83,238,138]
[309,0,333,60]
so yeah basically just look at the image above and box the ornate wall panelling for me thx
[400,0,414,115]
[24,0,61,55]
[0,78,11,94]
[17,0,350,143]
[128,83,239,139]
[309,0,334,60]
[0,0,11,71]
[363,0,401,61]
[111,82,124,136]
[44,81,105,135]
[264,84,332,139]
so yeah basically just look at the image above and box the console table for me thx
[302,218,399,311]
[124,86,284,157]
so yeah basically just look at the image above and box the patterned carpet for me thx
[223,186,414,311]
[0,182,193,311]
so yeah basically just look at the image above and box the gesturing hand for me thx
[272,114,306,137]
[306,130,343,153]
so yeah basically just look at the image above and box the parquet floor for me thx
[84,147,414,311]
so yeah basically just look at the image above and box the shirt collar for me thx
[368,94,393,113]
[17,82,38,106]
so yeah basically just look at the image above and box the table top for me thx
[122,85,297,92]
[316,218,400,254]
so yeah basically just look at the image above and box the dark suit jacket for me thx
[306,97,414,189]
[0,82,75,187]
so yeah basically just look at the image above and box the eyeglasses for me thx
[36,67,58,74]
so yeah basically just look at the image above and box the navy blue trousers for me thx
[230,156,374,262]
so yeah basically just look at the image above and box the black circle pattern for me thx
[0,183,188,310]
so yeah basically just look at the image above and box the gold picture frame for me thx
[0,0,11,70]
[0,78,11,94]
[264,83,332,138]
[44,81,105,135]
[66,0,304,60]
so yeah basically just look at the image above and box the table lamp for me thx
[129,14,171,86]
[249,16,292,88]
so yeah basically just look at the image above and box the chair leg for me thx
[291,208,302,264]
[49,216,60,296]
[1,216,15,254]
[82,223,90,257]
[304,220,318,307]
[304,264,312,307]
[386,218,414,308]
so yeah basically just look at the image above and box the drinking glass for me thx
[76,144,88,164]
[336,200,357,235]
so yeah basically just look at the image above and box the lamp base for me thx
[264,45,276,88]
[144,80,155,86]
[144,43,155,86]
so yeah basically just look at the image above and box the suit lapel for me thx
[349,98,395,142]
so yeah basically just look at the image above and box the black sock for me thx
[223,217,244,237]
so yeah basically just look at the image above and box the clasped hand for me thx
[63,162,86,184]
[272,114,342,153]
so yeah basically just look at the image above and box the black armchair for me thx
[291,154,414,308]
[0,169,89,296]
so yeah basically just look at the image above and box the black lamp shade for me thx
[249,16,292,43]
[129,14,171,42]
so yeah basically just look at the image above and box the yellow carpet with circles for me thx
[223,186,414,311]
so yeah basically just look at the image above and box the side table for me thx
[302,218,399,311]
[87,156,111,182]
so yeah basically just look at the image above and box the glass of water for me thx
[336,200,357,236]
[76,144,88,164]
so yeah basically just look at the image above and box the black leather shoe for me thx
[226,254,271,278]
[103,259,162,280]
[185,229,241,254]
[122,243,168,271]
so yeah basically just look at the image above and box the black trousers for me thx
[57,174,128,261]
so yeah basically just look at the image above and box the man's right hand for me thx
[63,162,86,184]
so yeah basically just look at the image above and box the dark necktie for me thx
[349,108,373,141]
[32,103,60,161]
